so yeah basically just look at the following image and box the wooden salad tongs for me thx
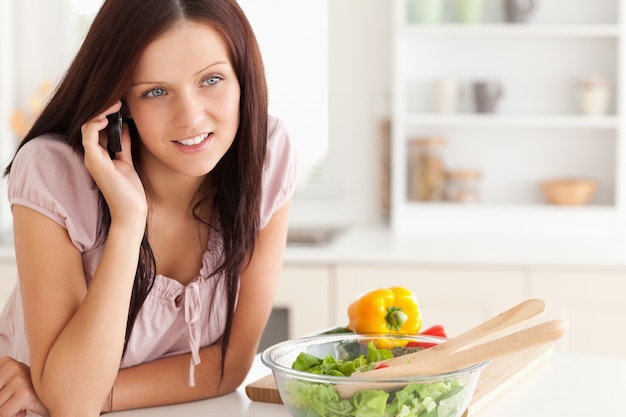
[337,298,567,399]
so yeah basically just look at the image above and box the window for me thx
[70,0,103,46]
[237,1,329,189]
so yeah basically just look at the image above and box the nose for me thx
[172,91,205,128]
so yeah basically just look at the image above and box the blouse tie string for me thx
[184,281,202,387]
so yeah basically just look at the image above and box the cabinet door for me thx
[529,268,626,357]
[0,259,17,307]
[334,265,526,337]
[272,264,332,339]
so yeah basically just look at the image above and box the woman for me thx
[0,0,295,416]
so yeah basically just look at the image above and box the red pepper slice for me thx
[405,341,437,349]
[408,324,448,349]
[419,324,447,338]
[374,363,389,369]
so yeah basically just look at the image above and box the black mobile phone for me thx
[106,111,123,154]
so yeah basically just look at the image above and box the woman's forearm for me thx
[36,221,145,417]
[106,340,251,411]
[105,291,269,412]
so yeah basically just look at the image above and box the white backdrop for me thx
[237,0,329,188]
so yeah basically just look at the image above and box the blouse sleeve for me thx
[7,136,102,252]
[260,116,297,229]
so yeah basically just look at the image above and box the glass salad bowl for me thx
[261,333,489,417]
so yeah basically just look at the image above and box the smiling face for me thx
[125,20,241,183]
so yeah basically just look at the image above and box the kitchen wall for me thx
[9,2,75,113]
[1,1,393,235]
[289,1,392,229]
[0,0,76,238]
[0,1,14,240]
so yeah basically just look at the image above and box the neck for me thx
[147,176,206,213]
[139,162,210,216]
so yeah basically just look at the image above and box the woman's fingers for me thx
[81,103,148,225]
[82,102,122,154]
[0,357,49,417]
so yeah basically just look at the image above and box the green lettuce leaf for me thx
[286,341,470,417]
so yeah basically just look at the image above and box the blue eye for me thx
[203,76,222,86]
[145,87,166,98]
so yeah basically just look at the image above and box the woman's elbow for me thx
[213,358,254,396]
[44,398,104,417]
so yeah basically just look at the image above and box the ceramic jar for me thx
[577,75,611,116]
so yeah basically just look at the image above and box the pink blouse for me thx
[0,116,296,388]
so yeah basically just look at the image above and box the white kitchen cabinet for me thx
[272,264,333,339]
[330,258,626,358]
[333,264,526,337]
[529,267,626,357]
[390,0,624,236]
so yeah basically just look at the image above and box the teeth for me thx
[178,133,208,146]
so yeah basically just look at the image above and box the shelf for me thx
[401,201,615,211]
[401,23,621,38]
[402,114,620,130]
[391,0,624,238]
[392,203,619,236]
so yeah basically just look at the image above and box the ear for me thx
[121,98,133,119]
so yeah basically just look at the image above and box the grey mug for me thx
[504,0,536,23]
[473,81,503,113]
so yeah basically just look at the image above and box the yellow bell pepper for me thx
[347,287,423,348]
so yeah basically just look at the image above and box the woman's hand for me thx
[0,356,49,417]
[81,102,148,227]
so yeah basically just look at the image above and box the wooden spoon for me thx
[380,298,546,368]
[337,318,566,398]
[334,297,565,400]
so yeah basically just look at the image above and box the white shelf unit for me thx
[390,0,625,236]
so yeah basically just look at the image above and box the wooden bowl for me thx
[541,179,597,206]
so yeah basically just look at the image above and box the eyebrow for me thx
[130,60,230,87]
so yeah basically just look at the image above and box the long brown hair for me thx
[4,0,268,380]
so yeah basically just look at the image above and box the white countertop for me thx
[110,352,626,417]
[284,226,626,268]
[4,225,626,268]
[474,353,626,416]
